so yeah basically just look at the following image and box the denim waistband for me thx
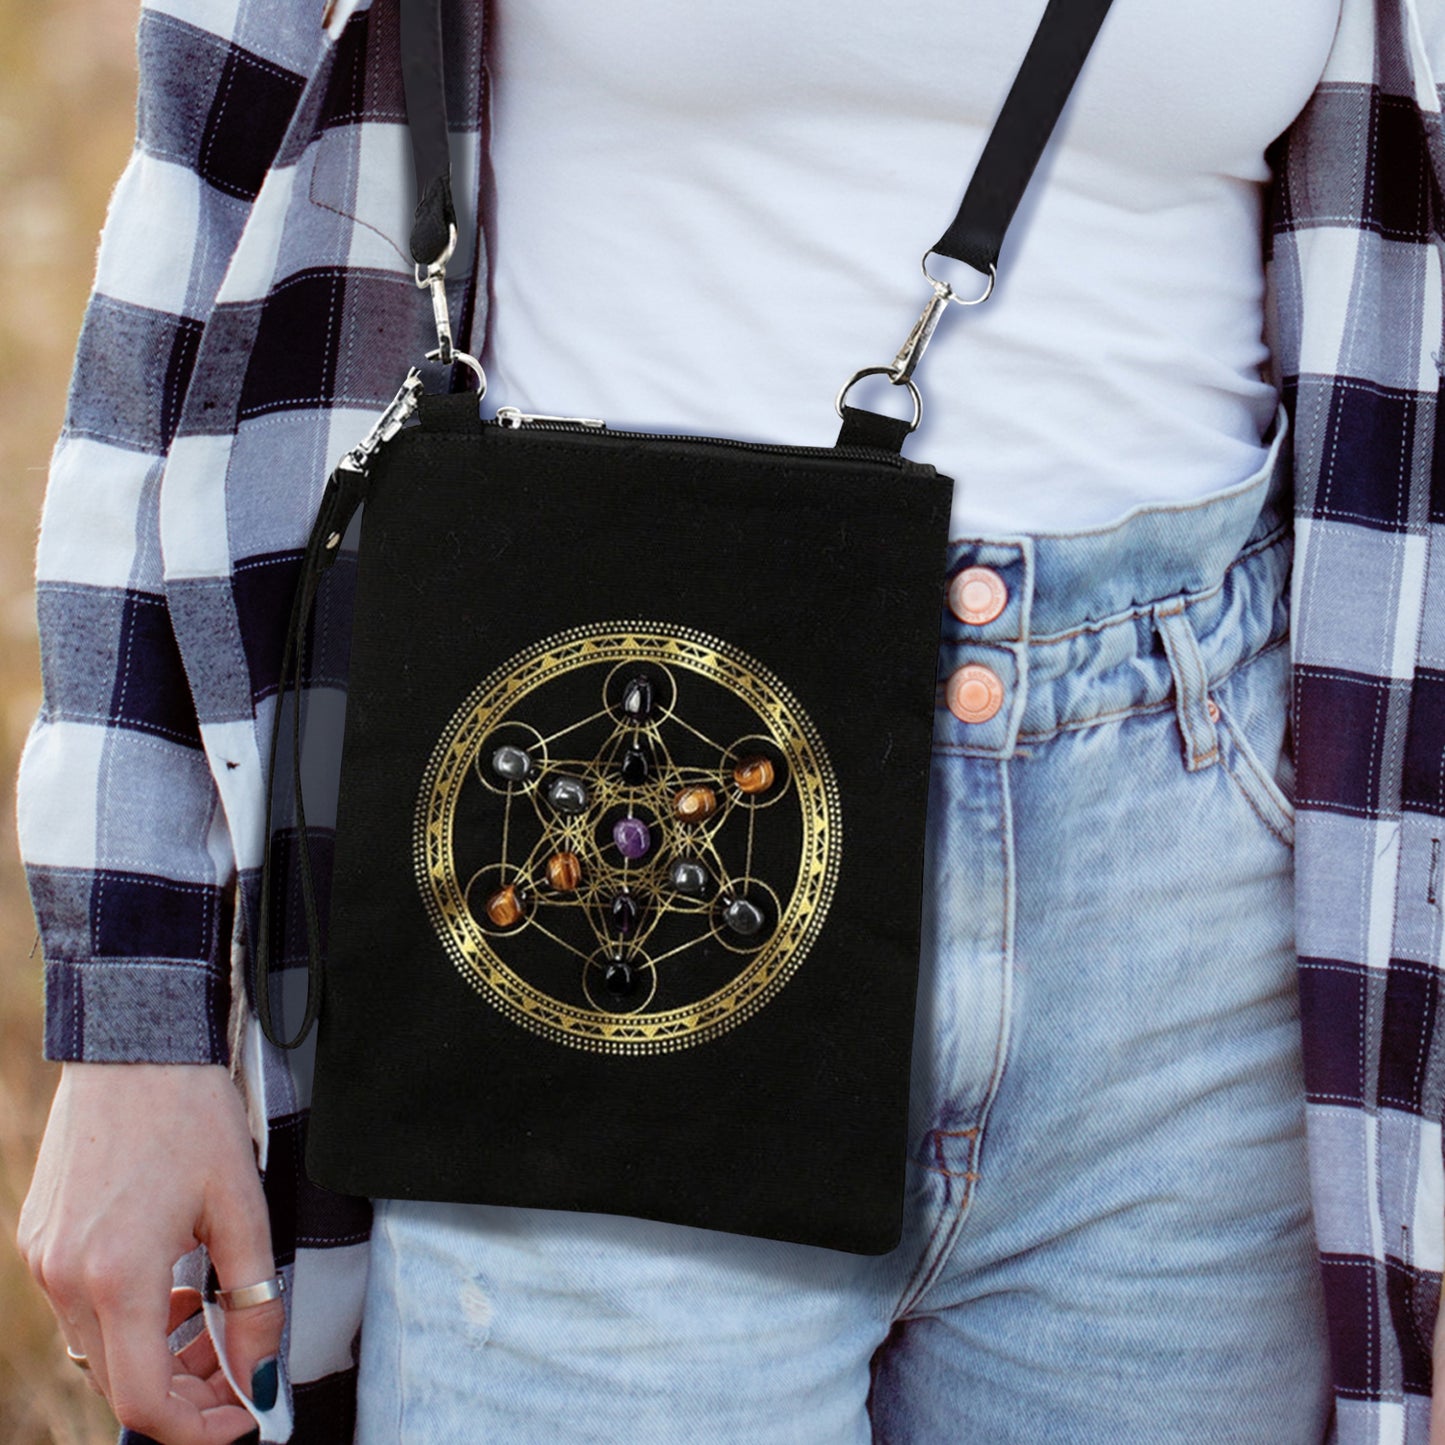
[935,397,1293,758]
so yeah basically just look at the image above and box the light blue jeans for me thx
[353,400,1333,1443]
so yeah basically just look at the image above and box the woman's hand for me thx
[15,1061,284,1445]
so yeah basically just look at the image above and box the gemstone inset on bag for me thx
[612,817,651,860]
[413,622,842,1054]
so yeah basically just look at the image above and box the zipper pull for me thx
[494,405,606,430]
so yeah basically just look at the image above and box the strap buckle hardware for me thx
[890,254,997,385]
[834,254,997,432]
[411,220,488,394]
[414,221,459,363]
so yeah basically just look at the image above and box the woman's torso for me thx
[476,0,1341,535]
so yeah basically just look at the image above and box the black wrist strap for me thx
[400,0,1115,282]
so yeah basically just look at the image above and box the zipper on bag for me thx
[480,408,923,470]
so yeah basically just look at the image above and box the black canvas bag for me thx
[253,0,1116,1255]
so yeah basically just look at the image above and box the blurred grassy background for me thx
[1,0,144,1438]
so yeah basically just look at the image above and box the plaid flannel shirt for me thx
[12,1,1445,1439]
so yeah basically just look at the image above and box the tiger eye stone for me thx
[485,884,526,928]
[673,785,718,823]
[546,851,582,891]
[733,756,775,795]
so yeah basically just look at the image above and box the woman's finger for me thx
[167,1371,220,1412]
[174,1323,220,1380]
[56,1323,107,1398]
[198,1171,286,1417]
[168,1285,205,1336]
[92,1255,257,1445]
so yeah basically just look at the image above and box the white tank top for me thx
[476,0,1341,536]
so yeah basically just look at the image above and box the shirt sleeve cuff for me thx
[41,955,233,1065]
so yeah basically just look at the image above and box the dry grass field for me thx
[1,0,147,1438]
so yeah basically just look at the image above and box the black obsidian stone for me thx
[722,897,765,937]
[604,960,636,996]
[546,775,590,815]
[621,676,655,722]
[669,859,709,896]
[620,745,650,785]
[609,892,641,937]
[491,744,532,782]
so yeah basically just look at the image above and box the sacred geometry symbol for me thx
[413,621,841,1055]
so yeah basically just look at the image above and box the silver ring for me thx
[212,1274,286,1311]
[833,366,923,431]
[920,253,996,306]
[65,1344,91,1370]
[426,347,487,396]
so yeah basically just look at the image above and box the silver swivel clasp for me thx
[834,252,997,431]
[414,222,487,393]
[890,253,996,384]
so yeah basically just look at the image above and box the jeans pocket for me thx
[1212,645,1295,851]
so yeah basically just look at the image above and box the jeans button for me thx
[947,663,1004,723]
[948,566,1008,625]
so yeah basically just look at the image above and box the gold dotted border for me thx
[412,621,842,1055]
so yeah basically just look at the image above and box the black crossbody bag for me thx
[253,0,1115,1254]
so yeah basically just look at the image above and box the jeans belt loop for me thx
[1153,600,1219,773]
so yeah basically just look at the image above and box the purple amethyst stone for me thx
[612,816,652,860]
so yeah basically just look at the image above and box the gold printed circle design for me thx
[413,622,842,1055]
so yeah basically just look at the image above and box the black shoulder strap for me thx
[400,0,1116,282]
[932,0,1117,277]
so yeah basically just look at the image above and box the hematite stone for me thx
[722,897,765,937]
[603,960,636,996]
[613,816,651,859]
[620,745,650,785]
[609,892,641,937]
[621,676,655,721]
[669,859,709,896]
[546,775,590,814]
[491,744,533,783]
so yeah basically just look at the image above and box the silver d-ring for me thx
[834,366,923,431]
[920,253,996,306]
[427,347,487,396]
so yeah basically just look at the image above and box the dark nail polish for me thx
[250,1354,278,1411]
